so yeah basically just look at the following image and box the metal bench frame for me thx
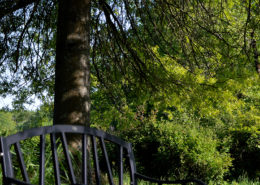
[0,125,207,185]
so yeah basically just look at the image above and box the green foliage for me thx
[9,136,59,184]
[118,114,232,183]
[90,44,259,182]
[1,0,260,183]
[209,175,260,185]
[0,110,17,135]
[229,124,260,179]
[0,104,52,134]
[13,108,52,131]
[0,0,56,105]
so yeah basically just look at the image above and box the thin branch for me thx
[251,31,260,75]
[0,0,37,19]
[14,0,39,72]
[99,0,149,82]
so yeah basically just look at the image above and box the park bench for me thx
[0,125,207,185]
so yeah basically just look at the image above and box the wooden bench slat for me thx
[50,133,61,185]
[14,142,30,183]
[91,136,101,185]
[61,132,77,184]
[119,146,123,185]
[100,138,115,185]
[82,134,88,185]
[1,137,14,181]
[39,135,45,185]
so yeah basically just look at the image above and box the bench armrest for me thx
[135,172,207,185]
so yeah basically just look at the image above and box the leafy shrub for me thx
[0,111,17,135]
[121,120,232,183]
[228,124,260,179]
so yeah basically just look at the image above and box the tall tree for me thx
[0,0,259,124]
[54,0,91,126]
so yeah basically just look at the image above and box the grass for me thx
[1,168,259,185]
[221,179,260,185]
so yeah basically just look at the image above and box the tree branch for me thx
[251,31,260,75]
[14,0,39,72]
[0,0,37,19]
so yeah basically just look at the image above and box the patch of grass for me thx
[209,176,260,185]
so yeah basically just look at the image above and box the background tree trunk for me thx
[54,0,91,127]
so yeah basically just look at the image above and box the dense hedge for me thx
[120,121,232,183]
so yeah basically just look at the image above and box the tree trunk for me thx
[54,0,91,127]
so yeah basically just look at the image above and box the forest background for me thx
[0,0,259,184]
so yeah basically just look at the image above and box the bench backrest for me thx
[0,125,136,185]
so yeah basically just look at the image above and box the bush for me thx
[0,111,17,135]
[121,120,232,183]
[228,124,260,179]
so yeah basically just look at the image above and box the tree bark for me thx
[54,0,91,127]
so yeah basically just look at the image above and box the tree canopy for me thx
[0,0,259,106]
[0,0,259,182]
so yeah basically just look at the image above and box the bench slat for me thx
[1,137,14,180]
[14,142,30,183]
[61,132,77,184]
[100,138,115,185]
[39,135,45,185]
[91,136,101,185]
[50,133,61,185]
[82,134,88,185]
[119,146,123,185]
